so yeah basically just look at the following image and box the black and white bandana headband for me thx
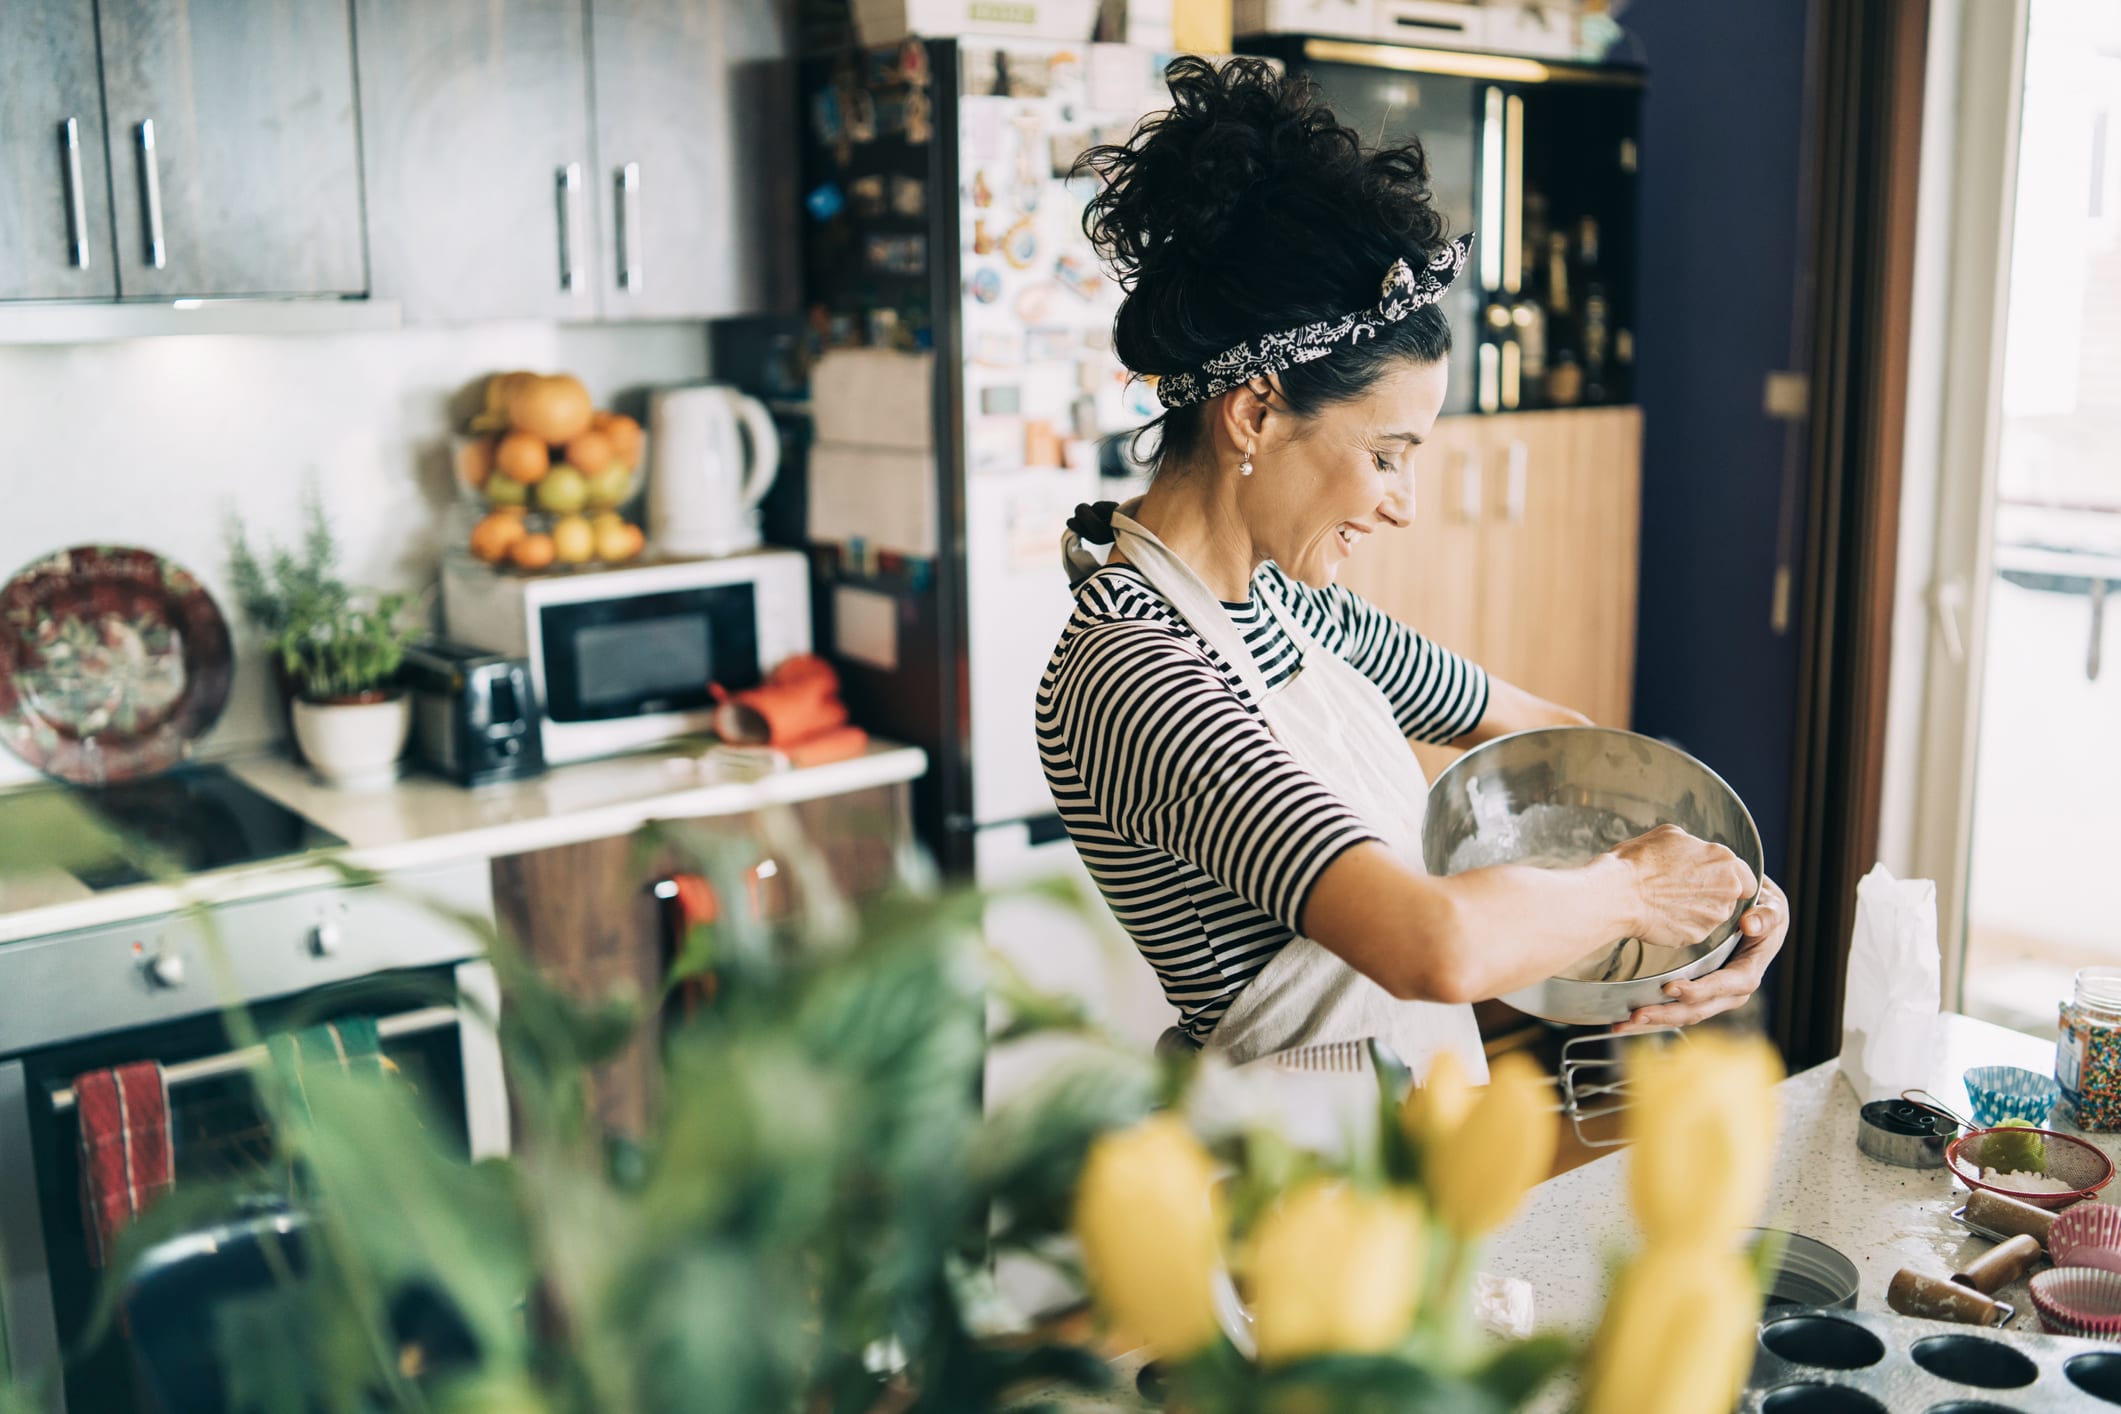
[1150,234,1474,411]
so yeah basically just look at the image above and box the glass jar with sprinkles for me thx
[2059,968,2121,1131]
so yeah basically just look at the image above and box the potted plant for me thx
[277,590,422,788]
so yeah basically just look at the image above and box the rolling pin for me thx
[1952,1233,2043,1294]
[1888,1267,2012,1326]
[1964,1189,2059,1248]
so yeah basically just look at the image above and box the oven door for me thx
[0,962,506,1414]
[534,582,766,763]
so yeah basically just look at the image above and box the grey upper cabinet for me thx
[97,0,366,298]
[0,0,115,300]
[354,0,599,325]
[586,0,795,321]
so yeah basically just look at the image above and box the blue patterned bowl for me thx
[1965,1065,2060,1128]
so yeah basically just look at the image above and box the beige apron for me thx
[1063,503,1488,1083]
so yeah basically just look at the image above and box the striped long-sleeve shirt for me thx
[1035,560,1490,1043]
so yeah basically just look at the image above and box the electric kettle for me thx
[647,385,782,558]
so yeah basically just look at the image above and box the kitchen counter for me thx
[0,739,927,944]
[1486,1012,2070,1337]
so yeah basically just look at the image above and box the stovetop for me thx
[1,764,344,891]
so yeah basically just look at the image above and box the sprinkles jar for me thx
[2059,968,2121,1131]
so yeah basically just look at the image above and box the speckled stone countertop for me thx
[1484,1012,2083,1338]
[1024,1012,2091,1410]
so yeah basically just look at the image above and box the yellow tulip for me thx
[1583,1246,1761,1414]
[1399,1048,1478,1158]
[1247,1179,1426,1366]
[1625,1032,1783,1247]
[1072,1115,1224,1359]
[1425,1053,1559,1237]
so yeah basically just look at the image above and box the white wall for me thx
[0,321,711,785]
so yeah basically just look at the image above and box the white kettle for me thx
[647,385,782,558]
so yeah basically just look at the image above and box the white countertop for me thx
[1486,1013,2074,1338]
[0,739,927,944]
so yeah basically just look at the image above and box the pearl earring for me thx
[1240,447,1255,477]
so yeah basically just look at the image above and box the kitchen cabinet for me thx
[0,0,115,300]
[587,0,795,321]
[353,0,599,324]
[96,0,366,298]
[1341,406,1642,731]
[354,0,792,325]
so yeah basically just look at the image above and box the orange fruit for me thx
[615,523,646,560]
[456,436,496,490]
[511,374,594,444]
[509,533,557,571]
[495,431,550,485]
[468,510,529,564]
[595,412,643,467]
[565,428,615,476]
[551,514,594,564]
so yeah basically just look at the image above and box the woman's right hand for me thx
[1611,825,1759,949]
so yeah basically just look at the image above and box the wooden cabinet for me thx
[586,0,794,321]
[354,0,599,324]
[96,0,365,298]
[0,0,115,300]
[1342,406,1642,731]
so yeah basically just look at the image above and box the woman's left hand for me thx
[1611,877,1789,1035]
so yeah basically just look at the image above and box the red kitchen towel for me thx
[73,1061,174,1267]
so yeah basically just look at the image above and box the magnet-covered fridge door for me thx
[957,42,1171,831]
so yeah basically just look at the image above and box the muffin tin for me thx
[1745,1304,2121,1412]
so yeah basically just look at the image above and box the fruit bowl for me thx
[451,371,650,573]
[455,504,647,574]
[453,431,647,515]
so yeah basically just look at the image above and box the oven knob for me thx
[145,952,186,988]
[310,922,342,957]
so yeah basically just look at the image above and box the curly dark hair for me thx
[1078,56,1455,472]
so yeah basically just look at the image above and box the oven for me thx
[0,861,506,1414]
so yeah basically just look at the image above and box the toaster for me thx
[401,639,544,786]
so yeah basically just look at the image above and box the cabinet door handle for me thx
[555,162,582,292]
[61,117,90,269]
[137,119,166,270]
[1505,440,1528,523]
[1459,450,1483,524]
[1503,94,1524,295]
[616,161,642,294]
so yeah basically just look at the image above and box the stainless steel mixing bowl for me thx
[1421,727,1765,1025]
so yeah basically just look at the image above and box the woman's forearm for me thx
[1453,674,1590,747]
[1303,843,1642,1004]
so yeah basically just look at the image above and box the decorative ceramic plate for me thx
[0,546,233,785]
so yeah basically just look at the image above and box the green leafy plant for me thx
[229,500,421,702]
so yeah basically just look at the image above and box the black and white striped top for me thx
[1036,561,1490,1043]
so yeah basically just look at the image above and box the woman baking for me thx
[1041,57,1789,1078]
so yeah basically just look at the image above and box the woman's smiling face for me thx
[1238,357,1451,590]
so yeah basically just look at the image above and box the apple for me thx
[486,475,529,507]
[536,465,589,515]
[585,464,634,509]
[552,514,595,564]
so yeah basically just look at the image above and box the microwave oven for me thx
[441,551,813,765]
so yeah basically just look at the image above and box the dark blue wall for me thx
[1625,0,1812,881]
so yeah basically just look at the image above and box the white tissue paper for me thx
[1839,864,1942,1103]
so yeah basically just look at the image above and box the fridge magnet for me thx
[1002,51,1052,98]
[1025,326,1077,362]
[890,174,926,218]
[1023,419,1063,468]
[1055,252,1102,300]
[810,86,845,149]
[849,174,887,219]
[804,182,846,222]
[1050,132,1090,179]
[1001,218,1039,270]
[971,170,994,208]
[966,266,1003,305]
[979,385,1023,416]
[961,48,1002,97]
[1014,282,1060,324]
[973,330,1022,367]
[905,91,932,146]
[972,218,1000,257]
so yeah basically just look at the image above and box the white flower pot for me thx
[290,692,411,790]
